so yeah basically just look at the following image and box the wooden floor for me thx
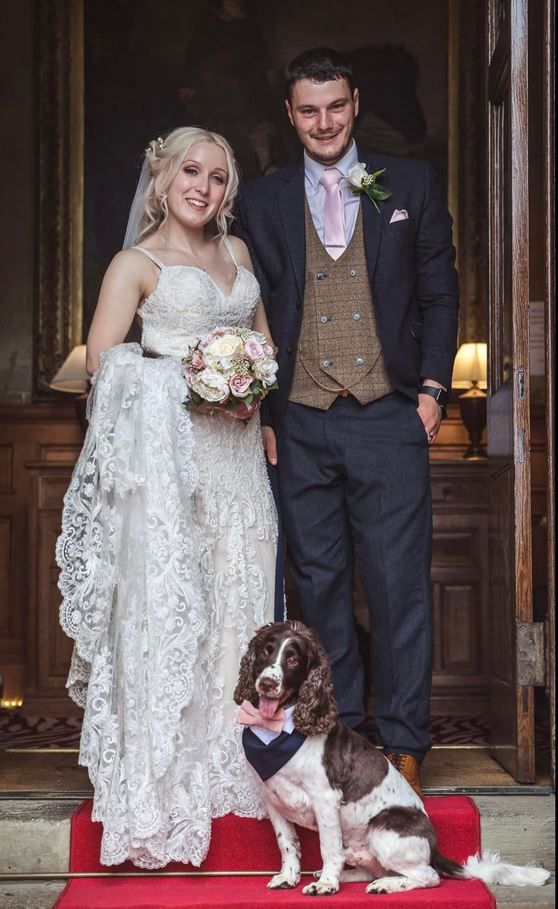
[0,744,551,797]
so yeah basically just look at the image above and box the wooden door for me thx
[543,0,555,790]
[486,0,540,782]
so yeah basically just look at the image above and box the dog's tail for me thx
[431,848,550,887]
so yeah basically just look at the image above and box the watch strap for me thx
[418,385,448,419]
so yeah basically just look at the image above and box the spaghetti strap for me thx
[223,237,239,270]
[131,246,164,270]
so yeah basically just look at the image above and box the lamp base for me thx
[462,444,487,460]
[75,393,89,433]
[459,386,487,460]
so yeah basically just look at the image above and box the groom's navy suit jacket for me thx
[236,147,459,429]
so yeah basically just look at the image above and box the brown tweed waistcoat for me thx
[289,202,394,410]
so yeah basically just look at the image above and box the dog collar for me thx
[242,727,307,781]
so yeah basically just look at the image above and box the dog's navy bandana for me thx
[242,727,307,781]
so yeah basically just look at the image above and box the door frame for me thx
[487,0,535,782]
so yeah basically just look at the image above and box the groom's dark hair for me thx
[285,47,354,100]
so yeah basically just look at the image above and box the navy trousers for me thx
[276,392,433,760]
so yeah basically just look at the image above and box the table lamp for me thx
[452,342,487,459]
[49,344,89,432]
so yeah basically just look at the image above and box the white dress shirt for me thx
[304,140,360,247]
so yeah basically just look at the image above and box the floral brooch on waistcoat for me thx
[347,163,392,213]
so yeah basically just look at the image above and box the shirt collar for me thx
[304,140,358,190]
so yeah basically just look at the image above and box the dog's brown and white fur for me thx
[235,621,550,896]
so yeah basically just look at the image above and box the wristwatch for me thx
[418,385,448,419]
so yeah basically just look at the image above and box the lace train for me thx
[57,344,276,867]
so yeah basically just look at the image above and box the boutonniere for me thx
[347,163,392,213]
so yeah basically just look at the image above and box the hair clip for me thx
[146,136,165,156]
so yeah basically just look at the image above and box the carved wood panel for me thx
[25,462,81,715]
[0,403,83,702]
[2,407,545,729]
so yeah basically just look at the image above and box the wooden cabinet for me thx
[24,458,491,717]
[0,402,503,718]
[0,403,82,709]
[430,461,490,714]
[24,462,80,715]
[284,458,492,717]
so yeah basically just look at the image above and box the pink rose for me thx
[244,338,265,362]
[229,374,253,398]
[263,344,274,356]
[191,350,206,370]
[183,365,200,386]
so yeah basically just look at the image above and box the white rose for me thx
[203,334,243,373]
[253,356,279,387]
[204,334,243,361]
[191,368,230,403]
[347,162,368,190]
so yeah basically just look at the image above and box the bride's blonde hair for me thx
[136,127,239,243]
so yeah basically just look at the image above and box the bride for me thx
[56,127,278,868]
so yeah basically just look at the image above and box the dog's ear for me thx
[293,637,338,736]
[234,626,269,705]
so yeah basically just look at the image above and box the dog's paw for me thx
[268,871,300,890]
[366,876,412,894]
[312,869,323,880]
[302,878,339,896]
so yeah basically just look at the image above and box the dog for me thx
[234,620,550,896]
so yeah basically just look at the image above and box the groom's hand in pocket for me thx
[262,426,278,466]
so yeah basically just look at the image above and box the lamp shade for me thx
[49,345,88,393]
[452,342,488,390]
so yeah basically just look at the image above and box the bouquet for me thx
[182,326,278,414]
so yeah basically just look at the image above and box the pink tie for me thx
[319,167,345,259]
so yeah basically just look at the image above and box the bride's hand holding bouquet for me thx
[182,327,278,420]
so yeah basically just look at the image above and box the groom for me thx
[236,47,458,796]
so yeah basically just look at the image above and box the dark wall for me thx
[83,0,449,328]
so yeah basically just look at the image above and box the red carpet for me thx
[54,797,495,908]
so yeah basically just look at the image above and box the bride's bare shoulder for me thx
[108,247,159,276]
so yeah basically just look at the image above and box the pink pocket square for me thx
[390,209,409,223]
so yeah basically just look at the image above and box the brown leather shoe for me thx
[386,752,423,798]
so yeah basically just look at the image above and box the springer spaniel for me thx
[235,621,550,896]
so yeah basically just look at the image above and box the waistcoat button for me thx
[353,313,361,321]
[316,271,326,280]
[322,359,332,368]
[320,316,329,324]
[349,269,357,277]
[356,357,365,366]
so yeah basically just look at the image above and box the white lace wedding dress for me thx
[56,244,277,868]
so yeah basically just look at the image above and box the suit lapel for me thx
[358,146,386,283]
[277,148,386,295]
[277,160,306,299]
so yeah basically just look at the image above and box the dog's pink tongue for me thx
[259,696,280,719]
